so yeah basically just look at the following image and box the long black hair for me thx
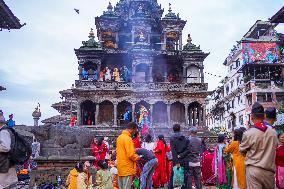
[97,137,104,146]
[233,129,243,142]
[217,134,226,143]
[145,134,152,143]
[158,135,167,148]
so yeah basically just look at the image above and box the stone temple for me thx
[43,0,210,139]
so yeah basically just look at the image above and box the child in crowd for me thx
[110,160,119,189]
[66,162,82,189]
[95,160,113,189]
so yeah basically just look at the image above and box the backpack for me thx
[1,127,32,164]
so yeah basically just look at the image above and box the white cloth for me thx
[142,142,155,151]
[188,162,201,167]
[0,128,18,189]
[232,166,241,189]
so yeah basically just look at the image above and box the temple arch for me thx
[153,101,167,123]
[80,100,96,125]
[170,102,185,123]
[98,100,114,124]
[117,101,132,125]
[188,101,202,127]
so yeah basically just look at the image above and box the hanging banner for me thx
[242,42,280,64]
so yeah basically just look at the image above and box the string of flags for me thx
[204,72,222,78]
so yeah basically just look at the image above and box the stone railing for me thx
[75,80,208,92]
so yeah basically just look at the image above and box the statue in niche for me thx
[113,68,120,82]
[120,66,131,82]
[138,31,146,42]
[82,68,89,80]
[105,67,112,81]
[99,68,105,81]
[93,69,99,81]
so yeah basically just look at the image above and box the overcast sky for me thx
[0,0,283,125]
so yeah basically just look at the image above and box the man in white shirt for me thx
[0,116,18,189]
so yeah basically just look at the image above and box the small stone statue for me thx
[32,103,41,126]
[113,68,120,82]
[93,69,99,81]
[105,67,112,81]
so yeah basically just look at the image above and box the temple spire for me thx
[88,28,95,39]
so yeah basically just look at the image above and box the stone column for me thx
[188,108,192,126]
[78,65,82,80]
[179,33,183,50]
[149,65,153,82]
[77,105,81,125]
[113,103,118,126]
[95,103,99,125]
[202,106,206,129]
[115,33,119,48]
[183,65,187,83]
[198,107,202,128]
[150,104,153,124]
[193,108,197,126]
[163,33,167,50]
[132,64,136,83]
[200,66,204,83]
[184,104,189,125]
[167,103,171,127]
[132,103,135,122]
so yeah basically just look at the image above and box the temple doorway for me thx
[135,101,150,122]
[188,101,202,126]
[81,100,96,125]
[170,102,185,123]
[98,100,114,124]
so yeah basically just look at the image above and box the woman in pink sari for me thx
[213,134,232,189]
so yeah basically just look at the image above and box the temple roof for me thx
[0,0,23,29]
[162,3,180,20]
[183,34,204,53]
[270,6,284,23]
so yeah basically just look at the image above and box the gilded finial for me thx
[169,3,172,12]
[88,28,94,38]
[107,2,113,11]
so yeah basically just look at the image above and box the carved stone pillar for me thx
[95,103,99,125]
[188,108,192,126]
[193,108,197,126]
[183,65,187,83]
[113,103,118,126]
[184,104,189,125]
[202,106,206,129]
[179,33,183,50]
[132,103,135,122]
[167,104,171,127]
[150,104,153,123]
[132,65,136,83]
[200,66,204,83]
[77,104,81,125]
[149,65,153,82]
[198,107,202,128]
[78,65,82,80]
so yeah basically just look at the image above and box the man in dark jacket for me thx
[187,127,202,189]
[168,124,189,189]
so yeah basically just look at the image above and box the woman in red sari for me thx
[276,132,284,189]
[153,135,170,188]
[91,137,108,168]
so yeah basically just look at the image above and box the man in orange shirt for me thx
[116,122,140,189]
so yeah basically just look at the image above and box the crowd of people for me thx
[1,101,284,189]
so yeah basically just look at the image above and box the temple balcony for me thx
[74,80,208,92]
